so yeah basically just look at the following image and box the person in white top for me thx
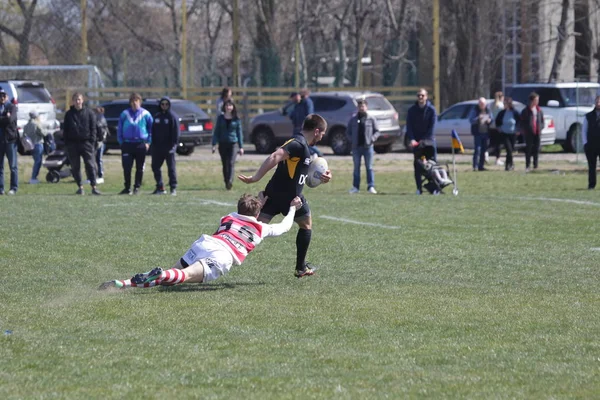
[99,193,302,290]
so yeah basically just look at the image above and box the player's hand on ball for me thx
[320,169,332,184]
[290,196,302,209]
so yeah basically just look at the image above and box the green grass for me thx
[1,152,599,399]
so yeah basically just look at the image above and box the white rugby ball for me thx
[306,157,328,188]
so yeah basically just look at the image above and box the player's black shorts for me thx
[261,193,310,219]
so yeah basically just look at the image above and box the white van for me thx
[509,82,600,152]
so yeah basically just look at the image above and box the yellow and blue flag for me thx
[451,129,464,153]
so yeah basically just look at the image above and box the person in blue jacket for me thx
[289,88,322,157]
[405,88,437,194]
[212,100,244,190]
[151,97,180,196]
[117,92,153,195]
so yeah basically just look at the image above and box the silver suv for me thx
[0,80,61,142]
[248,92,401,155]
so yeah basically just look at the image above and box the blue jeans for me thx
[473,134,489,170]
[31,143,44,180]
[0,141,18,192]
[96,143,104,178]
[352,145,375,189]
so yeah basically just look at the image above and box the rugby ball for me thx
[306,157,328,188]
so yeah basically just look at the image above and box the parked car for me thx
[0,80,61,155]
[249,91,401,155]
[509,82,600,152]
[99,99,213,155]
[403,99,556,151]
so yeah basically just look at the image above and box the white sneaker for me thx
[495,159,505,166]
[29,179,40,184]
[368,187,377,194]
[441,178,453,186]
[348,187,359,194]
[96,178,104,184]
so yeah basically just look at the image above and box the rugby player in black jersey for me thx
[238,114,332,278]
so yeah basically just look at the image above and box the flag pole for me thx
[451,130,459,196]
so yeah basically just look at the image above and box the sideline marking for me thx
[320,215,401,230]
[518,197,600,207]
[591,248,600,252]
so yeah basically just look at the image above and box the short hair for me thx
[494,91,504,101]
[221,99,238,119]
[357,99,368,106]
[302,114,327,133]
[72,92,83,101]
[528,92,539,101]
[95,106,105,114]
[417,88,428,95]
[504,96,514,109]
[237,194,262,217]
[221,87,231,99]
[129,92,142,103]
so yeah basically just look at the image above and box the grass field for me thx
[1,150,599,399]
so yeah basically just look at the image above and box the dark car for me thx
[249,92,401,155]
[100,99,213,155]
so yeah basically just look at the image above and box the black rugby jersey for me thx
[265,134,311,199]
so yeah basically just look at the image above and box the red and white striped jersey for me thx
[211,212,286,264]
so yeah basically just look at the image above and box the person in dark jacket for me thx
[212,100,243,190]
[520,92,544,172]
[0,89,19,195]
[151,97,180,195]
[469,97,493,171]
[63,92,100,195]
[289,89,322,157]
[405,88,437,194]
[347,99,380,194]
[583,95,600,189]
[494,96,521,171]
[94,107,108,184]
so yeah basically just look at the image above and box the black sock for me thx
[296,228,312,270]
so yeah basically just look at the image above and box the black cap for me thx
[0,89,7,96]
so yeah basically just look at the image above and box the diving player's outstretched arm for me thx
[238,147,289,184]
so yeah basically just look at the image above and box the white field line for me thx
[517,197,600,207]
[103,199,235,207]
[320,215,401,230]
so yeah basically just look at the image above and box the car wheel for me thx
[329,128,350,155]
[253,128,276,154]
[46,170,60,183]
[562,125,581,153]
[374,144,393,154]
[176,145,195,156]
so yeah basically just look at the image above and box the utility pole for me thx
[81,0,88,65]
[432,0,440,111]
[181,0,188,98]
[232,0,240,87]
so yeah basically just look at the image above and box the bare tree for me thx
[0,0,39,66]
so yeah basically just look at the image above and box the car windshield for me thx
[560,87,600,107]
[171,101,209,119]
[16,85,52,103]
[364,96,393,111]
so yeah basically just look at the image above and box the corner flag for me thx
[451,129,464,153]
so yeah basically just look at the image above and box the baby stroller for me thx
[416,157,454,194]
[43,149,71,183]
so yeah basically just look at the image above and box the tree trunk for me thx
[548,0,570,82]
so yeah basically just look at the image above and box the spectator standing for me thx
[469,97,493,171]
[0,89,18,195]
[23,111,45,184]
[63,92,100,195]
[494,97,521,171]
[290,88,322,157]
[405,88,437,194]
[520,92,544,172]
[216,87,232,118]
[583,95,600,189]
[117,93,153,195]
[489,91,505,166]
[347,99,380,194]
[212,99,244,190]
[94,107,108,184]
[151,97,179,196]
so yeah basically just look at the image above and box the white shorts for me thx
[181,235,235,282]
